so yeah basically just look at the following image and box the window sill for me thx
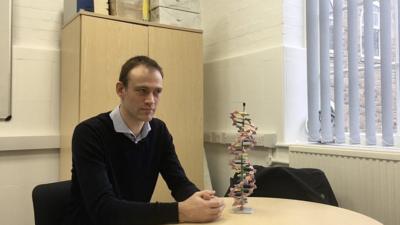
[204,131,277,148]
[289,143,400,161]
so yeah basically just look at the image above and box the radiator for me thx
[289,145,400,225]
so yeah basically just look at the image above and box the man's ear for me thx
[116,81,125,98]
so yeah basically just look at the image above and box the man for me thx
[63,56,224,225]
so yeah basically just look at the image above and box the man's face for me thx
[117,65,163,123]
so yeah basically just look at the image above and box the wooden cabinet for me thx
[60,12,203,201]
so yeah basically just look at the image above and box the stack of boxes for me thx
[150,0,201,29]
[63,0,201,29]
[63,0,110,24]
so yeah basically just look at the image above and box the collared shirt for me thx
[109,105,151,144]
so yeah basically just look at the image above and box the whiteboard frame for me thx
[0,0,12,121]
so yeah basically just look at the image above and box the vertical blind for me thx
[333,0,345,144]
[347,0,361,144]
[364,0,376,145]
[306,0,397,146]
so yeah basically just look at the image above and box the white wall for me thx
[202,0,282,196]
[282,0,308,144]
[202,1,283,62]
[0,0,63,225]
[0,150,59,225]
[201,0,308,196]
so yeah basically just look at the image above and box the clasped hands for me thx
[178,190,225,223]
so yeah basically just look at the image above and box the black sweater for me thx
[63,113,199,225]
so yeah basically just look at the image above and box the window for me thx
[329,13,334,52]
[360,1,380,59]
[306,0,399,146]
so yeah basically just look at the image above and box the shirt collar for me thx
[109,105,151,143]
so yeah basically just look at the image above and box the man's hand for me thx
[178,190,225,223]
[199,190,216,200]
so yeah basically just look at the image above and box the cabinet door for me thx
[60,17,81,180]
[149,26,204,201]
[80,16,148,120]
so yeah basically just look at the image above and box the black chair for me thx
[225,166,338,206]
[32,180,71,225]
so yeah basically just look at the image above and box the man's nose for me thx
[145,93,155,104]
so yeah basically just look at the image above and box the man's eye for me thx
[137,89,147,94]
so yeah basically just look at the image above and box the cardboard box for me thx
[109,0,143,20]
[150,6,200,29]
[150,0,200,13]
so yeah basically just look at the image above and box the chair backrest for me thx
[32,180,71,225]
[226,166,339,206]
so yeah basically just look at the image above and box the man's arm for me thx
[72,123,178,225]
[159,123,225,223]
[158,127,199,201]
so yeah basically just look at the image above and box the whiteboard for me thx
[0,0,12,120]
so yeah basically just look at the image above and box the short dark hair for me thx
[119,55,164,87]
